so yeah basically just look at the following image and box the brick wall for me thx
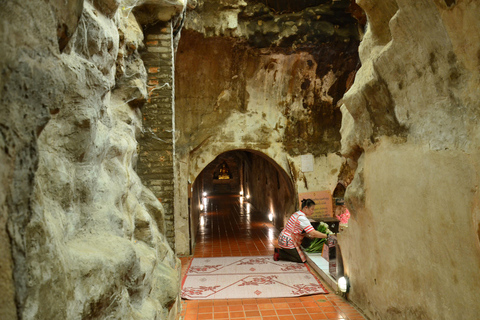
[138,21,176,250]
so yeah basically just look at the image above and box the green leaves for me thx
[304,222,331,253]
[304,237,326,253]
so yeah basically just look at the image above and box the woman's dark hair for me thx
[301,199,315,209]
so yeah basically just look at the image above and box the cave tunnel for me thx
[188,150,296,256]
[4,0,480,319]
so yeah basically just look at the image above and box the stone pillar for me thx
[174,153,190,255]
[138,21,176,250]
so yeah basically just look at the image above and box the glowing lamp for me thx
[338,276,349,293]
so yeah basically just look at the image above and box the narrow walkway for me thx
[179,196,366,320]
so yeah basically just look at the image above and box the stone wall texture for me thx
[1,0,181,319]
[340,0,480,319]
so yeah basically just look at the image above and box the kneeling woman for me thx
[275,199,328,263]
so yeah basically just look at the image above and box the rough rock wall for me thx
[1,0,181,319]
[1,1,84,317]
[186,0,359,47]
[340,0,480,319]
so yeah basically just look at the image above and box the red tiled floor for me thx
[261,310,277,316]
[276,309,292,316]
[294,315,312,320]
[244,305,259,311]
[179,196,366,320]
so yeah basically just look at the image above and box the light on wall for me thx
[246,194,250,199]
[268,213,274,221]
[268,228,274,240]
[202,192,207,197]
[338,276,349,293]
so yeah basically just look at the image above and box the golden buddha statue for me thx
[218,163,230,180]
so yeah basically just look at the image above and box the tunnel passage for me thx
[188,150,296,254]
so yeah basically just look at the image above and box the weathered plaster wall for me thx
[293,153,345,195]
[174,0,360,254]
[340,0,480,318]
[1,0,182,319]
[189,172,205,251]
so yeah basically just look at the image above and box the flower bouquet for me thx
[304,222,332,253]
[337,208,350,225]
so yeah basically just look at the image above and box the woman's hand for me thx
[308,230,328,239]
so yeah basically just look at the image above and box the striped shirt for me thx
[278,211,314,249]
